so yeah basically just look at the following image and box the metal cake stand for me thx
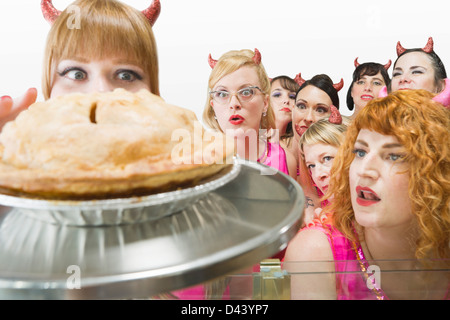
[0,160,304,299]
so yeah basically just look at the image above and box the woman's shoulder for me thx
[284,224,335,263]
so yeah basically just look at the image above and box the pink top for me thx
[260,141,290,176]
[304,222,387,300]
[303,222,450,300]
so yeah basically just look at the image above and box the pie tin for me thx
[0,162,241,226]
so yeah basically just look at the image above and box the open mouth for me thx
[360,95,373,100]
[229,114,244,125]
[356,186,380,206]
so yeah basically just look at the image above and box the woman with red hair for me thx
[285,89,450,299]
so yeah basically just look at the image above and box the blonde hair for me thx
[42,0,159,99]
[327,90,450,260]
[299,116,351,153]
[202,49,275,132]
[298,116,350,196]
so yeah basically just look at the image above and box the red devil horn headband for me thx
[333,78,344,92]
[396,37,434,56]
[41,0,161,26]
[208,48,262,69]
[294,73,306,87]
[354,57,392,70]
[328,105,342,124]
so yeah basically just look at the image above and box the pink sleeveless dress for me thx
[302,221,449,300]
[303,222,387,300]
[260,141,290,176]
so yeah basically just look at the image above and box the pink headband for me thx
[41,0,161,26]
[208,48,261,69]
[396,37,434,56]
[294,73,344,92]
[376,79,450,109]
[354,57,392,70]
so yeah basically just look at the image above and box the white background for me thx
[1,0,449,119]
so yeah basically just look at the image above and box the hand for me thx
[303,207,329,228]
[0,88,37,131]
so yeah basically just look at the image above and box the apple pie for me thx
[0,89,234,200]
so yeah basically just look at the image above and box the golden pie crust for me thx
[0,89,234,200]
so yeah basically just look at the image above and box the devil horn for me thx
[422,37,434,53]
[354,57,360,68]
[396,41,407,56]
[294,73,306,87]
[252,48,261,65]
[384,59,392,70]
[333,78,344,92]
[208,54,218,69]
[41,0,61,24]
[141,0,161,26]
[329,105,342,124]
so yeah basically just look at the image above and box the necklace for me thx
[351,228,387,300]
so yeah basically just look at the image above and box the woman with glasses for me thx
[285,89,449,299]
[203,49,297,179]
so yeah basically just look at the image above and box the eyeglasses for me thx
[209,86,264,104]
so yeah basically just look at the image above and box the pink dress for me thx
[304,222,387,300]
[260,141,290,176]
[303,222,450,300]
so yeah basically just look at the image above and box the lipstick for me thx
[294,123,308,136]
[355,186,380,206]
[229,114,244,125]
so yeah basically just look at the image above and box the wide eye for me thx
[65,69,87,81]
[213,91,229,100]
[117,71,134,81]
[239,88,254,97]
[116,69,144,82]
[295,102,306,110]
[316,106,329,114]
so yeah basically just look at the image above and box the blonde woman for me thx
[203,49,297,179]
[298,115,350,225]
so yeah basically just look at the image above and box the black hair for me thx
[295,74,340,108]
[389,48,447,92]
[346,62,391,111]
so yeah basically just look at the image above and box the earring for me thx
[262,112,267,116]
